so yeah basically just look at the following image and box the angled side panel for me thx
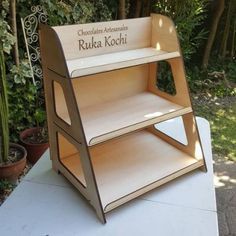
[149,15,191,107]
[148,58,192,107]
[39,24,69,77]
[148,113,207,172]
[151,14,180,52]
[51,124,106,223]
[39,24,106,223]
[149,14,206,171]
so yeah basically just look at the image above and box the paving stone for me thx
[213,154,236,235]
[217,211,230,236]
[216,189,235,212]
[228,191,236,208]
[226,207,236,234]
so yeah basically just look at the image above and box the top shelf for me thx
[67,47,180,77]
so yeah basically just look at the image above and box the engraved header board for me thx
[53,17,151,60]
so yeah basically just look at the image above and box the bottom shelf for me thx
[60,129,204,212]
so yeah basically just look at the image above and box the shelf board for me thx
[81,92,192,145]
[61,129,204,212]
[59,92,192,146]
[67,47,180,77]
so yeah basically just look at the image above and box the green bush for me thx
[187,60,236,97]
[18,0,112,25]
[7,61,37,141]
[153,0,208,63]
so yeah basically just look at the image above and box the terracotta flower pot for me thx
[0,143,27,183]
[20,127,49,164]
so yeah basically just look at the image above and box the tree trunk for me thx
[202,0,225,68]
[119,0,126,19]
[134,0,142,18]
[231,19,236,58]
[10,0,19,67]
[220,0,232,58]
[142,0,151,17]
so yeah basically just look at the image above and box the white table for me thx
[0,117,219,236]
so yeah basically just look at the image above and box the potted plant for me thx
[20,108,49,164]
[0,18,27,183]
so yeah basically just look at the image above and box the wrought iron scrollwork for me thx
[21,5,47,88]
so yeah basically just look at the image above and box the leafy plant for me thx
[156,61,176,95]
[0,1,15,163]
[7,61,38,141]
[154,0,208,63]
[0,179,15,203]
[194,100,236,161]
[18,0,112,25]
[33,108,48,144]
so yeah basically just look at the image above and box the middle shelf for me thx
[57,91,192,146]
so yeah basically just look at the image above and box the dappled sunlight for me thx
[154,116,188,146]
[192,123,196,133]
[169,26,174,33]
[214,155,236,167]
[195,100,236,161]
[214,175,226,188]
[156,42,161,50]
[144,111,163,118]
[194,142,203,160]
[144,109,176,118]
[214,172,236,189]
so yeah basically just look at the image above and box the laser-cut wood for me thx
[39,14,207,223]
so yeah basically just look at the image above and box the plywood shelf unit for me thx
[40,13,207,223]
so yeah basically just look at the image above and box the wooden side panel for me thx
[39,24,69,77]
[40,62,106,222]
[151,14,179,52]
[51,122,106,223]
[54,81,71,125]
[148,113,205,161]
[58,133,86,186]
[53,17,151,60]
[43,69,85,143]
[148,58,192,107]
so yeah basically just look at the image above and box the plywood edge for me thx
[56,160,88,195]
[103,159,204,213]
[88,106,192,146]
[39,23,70,78]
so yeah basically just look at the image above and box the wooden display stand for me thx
[39,14,207,223]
